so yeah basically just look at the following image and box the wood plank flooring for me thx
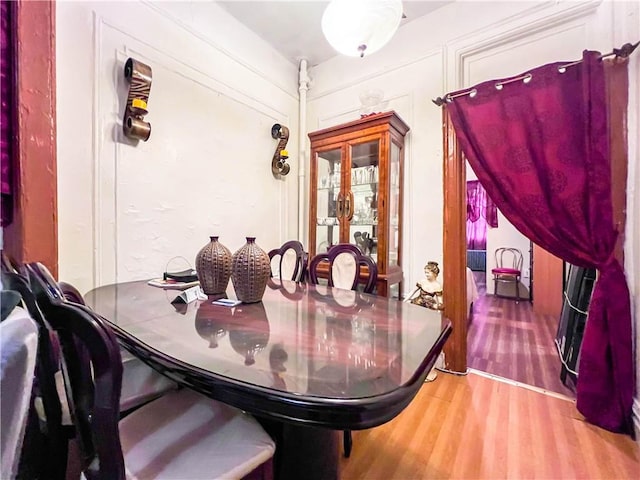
[467,274,575,398]
[340,372,639,479]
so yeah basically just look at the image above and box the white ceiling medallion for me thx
[322,0,403,58]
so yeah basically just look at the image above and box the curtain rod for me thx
[431,41,639,106]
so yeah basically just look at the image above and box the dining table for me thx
[85,278,452,480]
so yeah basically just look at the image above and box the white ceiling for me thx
[217,1,452,66]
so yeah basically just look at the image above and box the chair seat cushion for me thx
[120,389,275,480]
[0,307,39,480]
[37,350,177,425]
[120,350,177,412]
[491,268,520,275]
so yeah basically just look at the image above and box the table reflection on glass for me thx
[85,278,451,479]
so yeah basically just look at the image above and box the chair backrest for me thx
[268,240,308,282]
[27,263,126,480]
[1,270,69,479]
[0,302,38,480]
[58,282,86,305]
[495,247,523,272]
[1,250,21,274]
[308,244,378,294]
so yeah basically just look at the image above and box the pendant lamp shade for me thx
[322,0,403,58]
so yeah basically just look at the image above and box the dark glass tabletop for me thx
[85,278,451,429]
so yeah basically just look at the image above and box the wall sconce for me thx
[123,57,153,141]
[271,124,290,177]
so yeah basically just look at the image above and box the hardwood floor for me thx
[340,372,639,479]
[467,273,575,398]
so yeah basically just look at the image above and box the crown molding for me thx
[141,0,298,101]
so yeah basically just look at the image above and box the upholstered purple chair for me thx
[57,282,178,414]
[268,240,308,283]
[491,247,524,302]
[28,263,276,480]
[308,244,377,458]
[308,244,377,294]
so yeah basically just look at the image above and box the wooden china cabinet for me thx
[308,111,410,298]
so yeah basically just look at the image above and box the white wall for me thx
[56,1,300,294]
[467,163,531,294]
[486,213,531,295]
[615,0,640,440]
[309,0,639,428]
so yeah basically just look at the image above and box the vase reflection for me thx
[195,295,230,348]
[195,300,270,366]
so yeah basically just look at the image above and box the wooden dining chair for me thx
[268,240,308,282]
[57,281,178,414]
[0,299,39,480]
[1,271,71,480]
[307,243,377,458]
[491,247,524,302]
[27,262,276,480]
[308,243,377,294]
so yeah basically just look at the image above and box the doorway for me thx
[442,111,575,397]
[463,163,572,395]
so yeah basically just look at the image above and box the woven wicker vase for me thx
[231,237,271,303]
[195,236,232,295]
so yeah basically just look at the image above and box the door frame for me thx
[441,107,467,372]
[441,61,629,372]
[3,0,57,277]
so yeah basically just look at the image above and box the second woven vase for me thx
[231,237,271,303]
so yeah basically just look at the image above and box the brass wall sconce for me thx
[271,123,290,177]
[123,57,153,141]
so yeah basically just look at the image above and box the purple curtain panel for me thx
[466,179,498,227]
[466,180,498,250]
[447,51,634,434]
[1,0,14,226]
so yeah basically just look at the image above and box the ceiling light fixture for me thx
[321,0,403,58]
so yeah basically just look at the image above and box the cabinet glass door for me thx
[347,139,379,262]
[315,148,342,254]
[388,141,401,269]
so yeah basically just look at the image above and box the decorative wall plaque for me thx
[271,123,290,177]
[123,57,152,141]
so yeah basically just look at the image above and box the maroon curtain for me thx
[1,0,13,226]
[467,180,497,250]
[446,51,633,434]
[466,211,487,250]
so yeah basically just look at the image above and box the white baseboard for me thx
[633,398,640,442]
[468,368,575,402]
